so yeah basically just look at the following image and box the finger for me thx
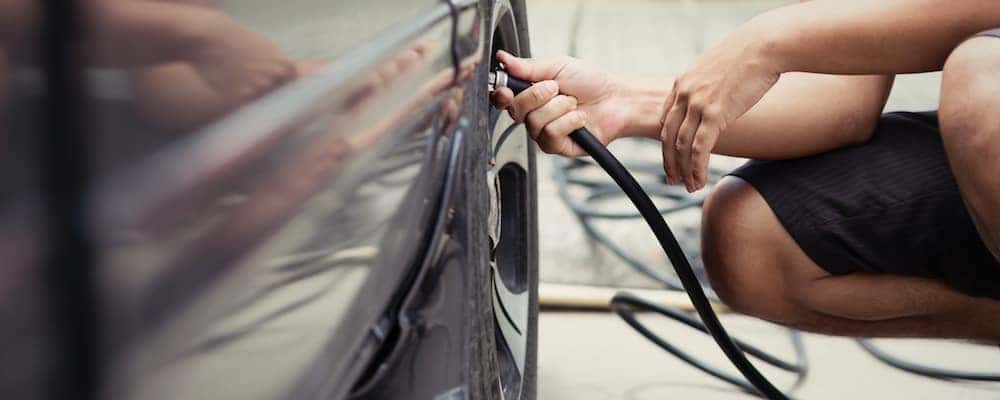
[660,82,677,125]
[536,110,587,156]
[659,92,686,185]
[510,80,558,122]
[674,107,702,193]
[690,120,721,191]
[296,60,328,76]
[491,87,514,109]
[524,95,577,140]
[497,50,571,82]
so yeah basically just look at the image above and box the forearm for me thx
[619,72,892,159]
[712,73,891,159]
[754,0,1000,74]
[84,0,236,67]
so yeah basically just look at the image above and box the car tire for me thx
[467,1,537,399]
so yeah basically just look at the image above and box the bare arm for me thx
[658,0,999,191]
[756,0,1000,74]
[492,51,893,161]
[624,73,892,159]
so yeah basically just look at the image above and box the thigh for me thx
[729,112,1000,300]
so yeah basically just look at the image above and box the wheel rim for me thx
[488,108,531,400]
[487,2,532,397]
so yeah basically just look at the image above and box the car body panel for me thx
[93,3,475,399]
[2,0,513,398]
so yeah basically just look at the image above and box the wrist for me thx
[615,76,673,140]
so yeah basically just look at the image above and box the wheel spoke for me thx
[488,110,532,400]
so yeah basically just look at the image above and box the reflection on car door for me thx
[77,0,477,398]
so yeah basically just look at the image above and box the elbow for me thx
[837,75,893,147]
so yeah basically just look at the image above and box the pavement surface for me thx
[539,312,1000,400]
[528,1,1000,399]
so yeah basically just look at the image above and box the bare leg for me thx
[939,35,1000,260]
[701,177,1000,342]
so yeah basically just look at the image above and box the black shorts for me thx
[730,111,1000,300]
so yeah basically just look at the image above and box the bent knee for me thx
[943,35,1000,79]
[701,177,802,321]
[941,36,1000,136]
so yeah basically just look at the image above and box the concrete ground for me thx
[528,0,1000,398]
[539,312,1000,400]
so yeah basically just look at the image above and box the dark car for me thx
[0,0,537,399]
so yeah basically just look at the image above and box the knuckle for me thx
[511,109,525,122]
[525,119,541,137]
[541,124,560,140]
[524,109,540,125]
[530,88,548,104]
[691,142,707,156]
[674,89,690,102]
[695,132,711,145]
[563,95,578,108]
[702,104,721,119]
[691,136,710,152]
[552,95,570,110]
[687,98,705,113]
[559,141,575,157]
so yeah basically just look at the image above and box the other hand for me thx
[660,30,781,192]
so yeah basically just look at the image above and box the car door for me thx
[70,0,483,399]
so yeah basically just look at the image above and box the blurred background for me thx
[527,1,1000,399]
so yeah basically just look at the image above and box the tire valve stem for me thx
[488,71,506,93]
[488,69,530,95]
[488,62,509,93]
